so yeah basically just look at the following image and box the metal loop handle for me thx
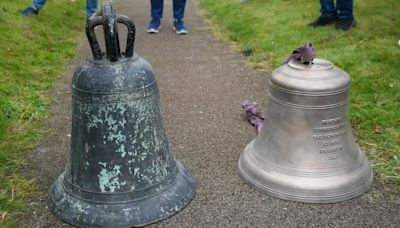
[102,1,120,62]
[86,16,103,60]
[117,14,135,58]
[85,1,136,61]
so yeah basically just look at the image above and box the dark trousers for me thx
[151,0,187,20]
[320,0,353,19]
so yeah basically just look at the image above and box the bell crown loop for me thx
[85,1,136,61]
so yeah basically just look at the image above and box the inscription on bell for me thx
[313,131,345,140]
[319,146,343,154]
[313,117,346,160]
[322,140,339,146]
[321,117,341,125]
[314,123,345,133]
[327,153,338,160]
[313,117,346,140]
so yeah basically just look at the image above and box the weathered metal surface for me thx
[238,59,373,203]
[48,2,195,227]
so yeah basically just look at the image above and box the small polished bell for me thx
[238,58,373,203]
[48,2,195,227]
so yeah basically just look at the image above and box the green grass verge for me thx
[0,0,85,226]
[199,0,400,186]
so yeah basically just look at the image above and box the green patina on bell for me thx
[48,2,195,227]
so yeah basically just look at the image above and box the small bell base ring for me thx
[48,161,195,227]
[238,140,373,204]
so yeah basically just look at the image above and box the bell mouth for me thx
[48,161,195,227]
[288,58,334,71]
[238,140,373,203]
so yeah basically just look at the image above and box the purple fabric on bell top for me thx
[284,42,316,64]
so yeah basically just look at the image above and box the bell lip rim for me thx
[48,161,196,227]
[60,162,181,203]
[237,142,374,203]
[245,140,367,176]
[238,161,374,203]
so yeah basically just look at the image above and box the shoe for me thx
[173,19,188,34]
[20,5,39,16]
[336,18,357,31]
[147,18,161,33]
[308,14,337,27]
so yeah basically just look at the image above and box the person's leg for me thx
[173,0,186,20]
[151,0,164,19]
[308,0,337,27]
[148,0,163,33]
[173,0,188,34]
[335,0,356,31]
[21,0,46,15]
[32,0,47,10]
[319,0,336,17]
[86,0,98,17]
[336,0,353,19]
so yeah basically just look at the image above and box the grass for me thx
[199,0,400,186]
[0,0,85,226]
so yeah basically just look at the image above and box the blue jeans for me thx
[86,0,98,17]
[151,0,187,20]
[32,0,46,10]
[320,0,353,19]
[32,0,98,17]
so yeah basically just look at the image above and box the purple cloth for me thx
[284,42,316,64]
[241,100,265,133]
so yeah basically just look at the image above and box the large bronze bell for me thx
[238,58,373,203]
[48,2,195,227]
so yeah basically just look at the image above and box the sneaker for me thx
[335,18,357,31]
[173,19,188,34]
[147,18,161,33]
[20,5,39,16]
[308,14,337,27]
